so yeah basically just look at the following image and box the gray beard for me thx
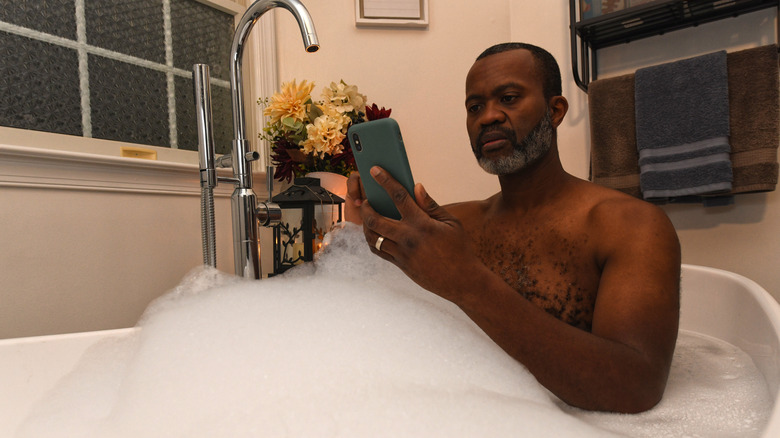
[476,111,553,176]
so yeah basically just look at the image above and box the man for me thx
[345,43,681,413]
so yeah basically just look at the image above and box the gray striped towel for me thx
[635,50,732,200]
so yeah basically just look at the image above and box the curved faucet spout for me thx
[230,0,319,186]
[228,0,319,278]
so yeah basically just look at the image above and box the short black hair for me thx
[476,43,562,100]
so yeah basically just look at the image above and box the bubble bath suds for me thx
[17,225,772,437]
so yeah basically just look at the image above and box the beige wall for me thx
[1,186,215,337]
[0,143,248,339]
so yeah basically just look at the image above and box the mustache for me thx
[476,126,517,150]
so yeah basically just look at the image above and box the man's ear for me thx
[548,95,569,128]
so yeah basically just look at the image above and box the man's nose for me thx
[479,101,507,126]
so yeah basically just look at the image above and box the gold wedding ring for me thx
[375,236,385,251]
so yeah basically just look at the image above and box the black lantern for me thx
[271,177,344,275]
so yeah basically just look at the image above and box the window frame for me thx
[0,0,277,170]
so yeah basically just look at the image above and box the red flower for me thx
[331,137,356,170]
[270,135,303,183]
[365,103,392,121]
[270,146,298,183]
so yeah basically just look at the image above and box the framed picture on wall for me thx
[355,0,429,28]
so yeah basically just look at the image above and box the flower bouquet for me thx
[260,80,391,183]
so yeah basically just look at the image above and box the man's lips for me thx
[482,138,509,151]
[477,130,510,154]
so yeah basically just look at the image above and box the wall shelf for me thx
[570,0,779,92]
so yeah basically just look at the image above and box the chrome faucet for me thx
[193,0,319,278]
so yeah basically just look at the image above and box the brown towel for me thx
[588,45,779,198]
[588,73,641,198]
[727,45,779,193]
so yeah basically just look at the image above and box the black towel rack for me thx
[570,0,780,92]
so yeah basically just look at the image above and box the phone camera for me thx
[352,133,362,151]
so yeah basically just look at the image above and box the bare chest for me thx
[468,221,601,331]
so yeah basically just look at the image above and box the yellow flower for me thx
[301,114,347,157]
[263,79,315,126]
[322,81,366,113]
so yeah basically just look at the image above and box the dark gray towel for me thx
[635,50,733,200]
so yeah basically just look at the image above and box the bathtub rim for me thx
[679,263,780,438]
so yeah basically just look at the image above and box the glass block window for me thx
[0,0,235,154]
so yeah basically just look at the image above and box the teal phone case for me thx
[347,118,415,219]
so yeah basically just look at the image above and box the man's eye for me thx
[467,104,482,113]
[501,95,518,104]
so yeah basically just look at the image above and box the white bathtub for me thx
[1,264,779,436]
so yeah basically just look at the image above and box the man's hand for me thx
[358,166,481,301]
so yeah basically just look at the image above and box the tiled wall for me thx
[0,0,234,153]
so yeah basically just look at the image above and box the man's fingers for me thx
[365,230,396,262]
[346,171,365,206]
[370,166,418,219]
[345,172,366,224]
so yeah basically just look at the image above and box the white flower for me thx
[319,102,351,126]
[322,81,366,114]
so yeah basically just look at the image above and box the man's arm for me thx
[358,166,680,413]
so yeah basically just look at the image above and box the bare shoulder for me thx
[580,183,677,246]
[589,189,677,242]
[443,195,497,225]
[577,181,681,300]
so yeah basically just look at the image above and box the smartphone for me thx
[347,118,415,220]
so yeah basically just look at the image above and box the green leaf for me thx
[281,117,302,131]
[308,104,323,121]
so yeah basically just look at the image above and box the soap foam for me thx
[563,331,773,437]
[17,224,771,437]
